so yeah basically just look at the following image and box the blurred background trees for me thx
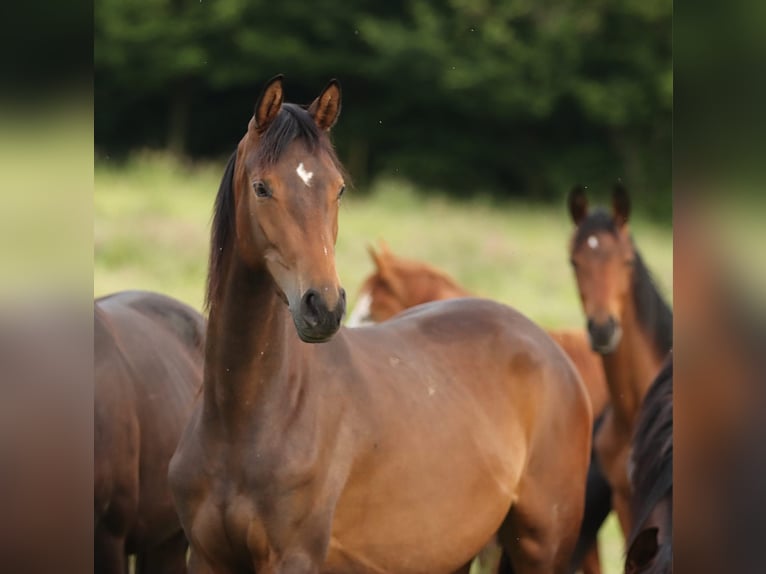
[95,0,671,216]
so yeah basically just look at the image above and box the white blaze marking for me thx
[587,235,599,249]
[346,292,373,327]
[296,162,313,187]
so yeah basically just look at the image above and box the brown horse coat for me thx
[95,290,205,573]
[346,244,610,574]
[348,242,609,418]
[170,76,592,574]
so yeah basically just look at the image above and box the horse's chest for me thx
[190,488,269,570]
[594,412,633,494]
[185,438,332,571]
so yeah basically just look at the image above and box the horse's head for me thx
[567,183,635,354]
[346,243,410,326]
[233,75,346,343]
[346,243,468,327]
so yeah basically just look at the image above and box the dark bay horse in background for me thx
[169,75,592,574]
[95,291,206,573]
[347,244,611,574]
[625,353,672,574]
[567,184,672,544]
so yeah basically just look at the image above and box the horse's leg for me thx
[495,550,514,573]
[187,549,217,574]
[94,527,128,574]
[496,472,586,574]
[580,543,602,574]
[476,540,503,573]
[613,491,633,541]
[566,441,611,574]
[135,531,188,574]
[593,410,633,543]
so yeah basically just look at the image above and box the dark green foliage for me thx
[95,0,670,217]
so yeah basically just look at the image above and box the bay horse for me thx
[347,243,609,417]
[624,353,672,574]
[169,75,593,574]
[95,290,206,573]
[567,184,672,542]
[346,244,611,574]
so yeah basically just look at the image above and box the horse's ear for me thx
[613,180,631,227]
[625,527,659,574]
[254,74,284,132]
[367,243,383,271]
[378,239,392,256]
[308,79,342,131]
[568,185,588,225]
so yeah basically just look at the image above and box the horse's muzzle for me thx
[587,316,622,354]
[293,287,346,342]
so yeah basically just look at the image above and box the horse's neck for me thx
[202,255,298,434]
[601,301,663,426]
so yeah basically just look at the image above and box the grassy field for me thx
[95,152,673,573]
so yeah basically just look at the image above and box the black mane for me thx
[632,251,673,357]
[574,208,673,357]
[628,352,673,547]
[206,151,237,310]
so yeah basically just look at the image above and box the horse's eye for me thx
[253,182,271,198]
[570,259,578,269]
[338,185,346,200]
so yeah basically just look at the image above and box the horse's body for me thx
[567,186,672,540]
[170,76,592,574]
[346,244,610,574]
[95,290,206,573]
[625,353,672,574]
[347,244,609,418]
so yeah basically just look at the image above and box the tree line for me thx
[96,0,671,216]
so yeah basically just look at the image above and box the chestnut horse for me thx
[624,353,672,574]
[346,244,611,574]
[169,75,592,574]
[567,184,672,542]
[95,291,206,573]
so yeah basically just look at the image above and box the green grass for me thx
[95,152,672,573]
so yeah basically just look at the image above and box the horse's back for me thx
[346,297,588,394]
[339,296,591,458]
[96,290,205,353]
[95,291,204,429]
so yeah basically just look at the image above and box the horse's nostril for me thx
[587,318,596,333]
[339,288,347,304]
[301,289,321,327]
